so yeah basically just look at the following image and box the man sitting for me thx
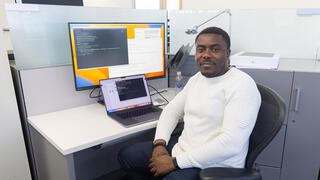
[118,26,261,180]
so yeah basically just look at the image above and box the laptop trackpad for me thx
[132,111,161,122]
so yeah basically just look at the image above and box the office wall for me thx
[83,0,133,8]
[0,27,31,180]
[182,0,320,9]
[169,9,320,59]
[169,10,230,54]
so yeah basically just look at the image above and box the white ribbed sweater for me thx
[154,68,261,169]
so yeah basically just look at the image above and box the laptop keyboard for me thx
[117,107,156,119]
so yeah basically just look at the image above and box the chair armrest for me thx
[199,167,261,180]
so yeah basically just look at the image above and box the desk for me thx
[28,89,175,180]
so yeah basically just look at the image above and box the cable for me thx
[148,85,169,105]
[150,89,168,96]
[89,86,102,99]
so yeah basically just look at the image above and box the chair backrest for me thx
[245,83,286,168]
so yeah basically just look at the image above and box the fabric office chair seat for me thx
[199,83,286,180]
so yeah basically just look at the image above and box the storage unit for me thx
[243,69,293,180]
[242,67,320,180]
[281,72,320,180]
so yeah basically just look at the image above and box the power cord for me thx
[89,86,102,99]
[150,89,168,96]
[148,85,169,106]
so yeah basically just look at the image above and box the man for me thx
[118,27,261,180]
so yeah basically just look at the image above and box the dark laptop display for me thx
[100,74,162,127]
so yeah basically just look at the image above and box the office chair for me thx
[199,83,286,180]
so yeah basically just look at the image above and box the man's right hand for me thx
[152,145,169,158]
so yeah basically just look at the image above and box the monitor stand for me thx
[97,96,104,105]
[97,100,104,105]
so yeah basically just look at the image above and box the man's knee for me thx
[118,144,131,169]
[118,141,153,169]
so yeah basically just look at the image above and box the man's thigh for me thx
[163,168,201,180]
[118,141,153,169]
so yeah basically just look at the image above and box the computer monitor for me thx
[68,22,166,91]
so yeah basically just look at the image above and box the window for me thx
[166,0,180,10]
[135,0,161,9]
[135,0,181,10]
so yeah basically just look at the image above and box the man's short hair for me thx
[195,27,230,49]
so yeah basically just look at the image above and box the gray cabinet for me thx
[281,72,320,180]
[244,70,320,180]
[257,165,281,180]
[242,69,293,180]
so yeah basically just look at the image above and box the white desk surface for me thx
[278,58,320,72]
[28,89,175,156]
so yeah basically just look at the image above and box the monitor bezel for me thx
[68,22,166,91]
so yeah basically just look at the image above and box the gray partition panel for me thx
[147,71,168,90]
[19,65,97,116]
[19,65,168,117]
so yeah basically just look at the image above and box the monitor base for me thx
[97,99,104,105]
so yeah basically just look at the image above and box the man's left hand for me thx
[149,155,176,177]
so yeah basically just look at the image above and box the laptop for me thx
[100,74,163,127]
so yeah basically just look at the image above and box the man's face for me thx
[195,33,231,78]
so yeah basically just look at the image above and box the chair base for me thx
[199,167,261,180]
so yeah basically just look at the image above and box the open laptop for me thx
[100,74,163,127]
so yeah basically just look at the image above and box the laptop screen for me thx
[100,75,152,113]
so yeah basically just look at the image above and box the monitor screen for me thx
[68,22,166,90]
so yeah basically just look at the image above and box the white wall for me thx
[0,0,14,51]
[182,0,320,9]
[83,0,133,8]
[0,25,31,180]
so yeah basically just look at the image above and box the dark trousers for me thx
[118,135,200,180]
